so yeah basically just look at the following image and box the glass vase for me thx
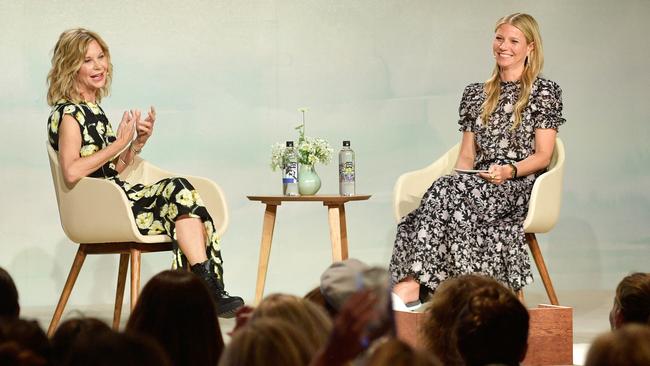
[298,164,321,195]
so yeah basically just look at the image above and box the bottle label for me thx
[339,162,355,182]
[284,162,298,183]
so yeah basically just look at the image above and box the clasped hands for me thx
[478,164,513,185]
[115,106,156,152]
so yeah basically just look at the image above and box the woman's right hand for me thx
[115,110,138,149]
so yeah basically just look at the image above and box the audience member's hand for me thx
[228,305,254,337]
[310,290,378,366]
[134,106,156,148]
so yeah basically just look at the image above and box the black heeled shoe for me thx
[191,260,244,318]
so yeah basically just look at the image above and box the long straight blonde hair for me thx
[480,13,544,129]
[47,28,113,106]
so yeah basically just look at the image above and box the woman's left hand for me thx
[134,106,156,147]
[479,164,509,185]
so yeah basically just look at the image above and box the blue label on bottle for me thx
[283,178,297,183]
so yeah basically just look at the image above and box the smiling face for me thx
[75,39,108,102]
[492,23,534,75]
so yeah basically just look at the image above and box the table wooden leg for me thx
[327,204,349,261]
[255,204,278,305]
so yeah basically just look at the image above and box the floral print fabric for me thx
[47,100,224,278]
[389,77,565,291]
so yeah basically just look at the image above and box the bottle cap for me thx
[343,140,350,147]
[286,141,294,147]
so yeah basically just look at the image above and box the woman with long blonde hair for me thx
[390,13,565,306]
[46,28,243,317]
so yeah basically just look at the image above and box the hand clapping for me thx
[134,106,156,148]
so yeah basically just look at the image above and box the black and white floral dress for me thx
[389,77,565,291]
[47,100,225,279]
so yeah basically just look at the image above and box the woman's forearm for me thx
[58,115,132,185]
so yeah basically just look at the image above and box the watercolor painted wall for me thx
[0,0,648,309]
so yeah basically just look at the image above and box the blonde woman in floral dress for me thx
[46,28,243,317]
[390,13,565,307]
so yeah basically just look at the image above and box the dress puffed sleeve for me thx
[458,83,483,132]
[531,79,566,130]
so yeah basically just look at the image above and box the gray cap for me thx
[319,258,370,310]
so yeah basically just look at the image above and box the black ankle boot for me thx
[191,260,244,318]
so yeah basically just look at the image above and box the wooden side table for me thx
[247,195,371,304]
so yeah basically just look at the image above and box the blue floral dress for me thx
[47,100,225,279]
[389,77,565,291]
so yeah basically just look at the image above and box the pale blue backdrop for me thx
[0,0,648,315]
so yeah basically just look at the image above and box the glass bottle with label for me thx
[283,141,299,196]
[339,140,355,196]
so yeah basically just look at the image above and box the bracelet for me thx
[130,143,142,154]
[118,156,128,166]
[508,163,518,179]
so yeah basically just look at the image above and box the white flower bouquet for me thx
[270,109,333,171]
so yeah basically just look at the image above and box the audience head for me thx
[0,318,51,366]
[585,324,650,366]
[219,318,315,366]
[610,272,650,329]
[64,331,171,366]
[320,258,370,313]
[0,267,20,320]
[456,280,529,366]
[253,293,332,350]
[367,338,441,366]
[304,286,337,318]
[420,274,495,366]
[126,270,223,366]
[51,317,111,365]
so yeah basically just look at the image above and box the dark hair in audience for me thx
[585,324,650,366]
[455,281,529,366]
[51,317,111,365]
[367,338,442,366]
[0,267,20,320]
[0,318,51,365]
[613,272,650,327]
[219,318,315,366]
[253,293,332,350]
[304,286,337,318]
[64,331,171,366]
[420,274,495,366]
[126,270,224,366]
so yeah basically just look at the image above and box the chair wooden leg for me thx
[130,249,141,311]
[527,233,559,305]
[113,253,129,330]
[48,246,87,337]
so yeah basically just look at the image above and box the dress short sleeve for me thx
[458,83,482,132]
[531,79,566,131]
[47,101,86,151]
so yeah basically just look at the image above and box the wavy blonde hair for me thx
[480,13,544,129]
[47,28,113,106]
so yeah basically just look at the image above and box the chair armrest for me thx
[523,139,565,233]
[58,177,142,244]
[119,156,229,237]
[183,175,229,237]
[393,144,460,221]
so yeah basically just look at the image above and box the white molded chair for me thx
[46,143,229,335]
[393,138,565,305]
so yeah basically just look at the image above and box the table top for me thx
[247,194,371,205]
